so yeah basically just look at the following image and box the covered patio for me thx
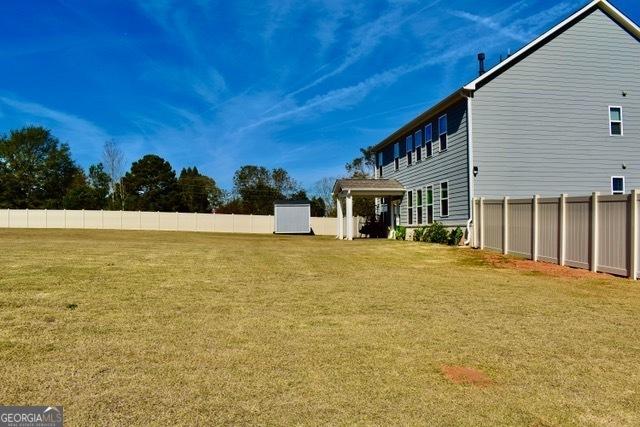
[332,179,405,240]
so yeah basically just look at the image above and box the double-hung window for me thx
[609,106,623,136]
[438,115,448,151]
[440,182,449,217]
[407,191,414,225]
[424,124,433,157]
[393,142,400,171]
[611,176,625,194]
[426,186,434,224]
[415,129,422,162]
[416,189,423,225]
[377,152,383,178]
[405,135,413,166]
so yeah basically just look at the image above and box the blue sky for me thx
[1,0,638,190]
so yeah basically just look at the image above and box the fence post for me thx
[232,213,235,233]
[45,209,48,228]
[120,210,123,230]
[82,209,86,229]
[471,198,476,248]
[479,197,484,250]
[101,209,104,229]
[503,196,509,255]
[532,194,539,261]
[176,211,179,231]
[64,209,67,229]
[630,189,638,280]
[195,212,198,232]
[250,214,253,233]
[590,192,599,272]
[6,209,9,228]
[157,211,160,230]
[26,208,29,228]
[559,194,567,266]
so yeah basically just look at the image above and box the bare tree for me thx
[102,140,125,208]
[313,177,337,216]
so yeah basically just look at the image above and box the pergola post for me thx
[346,193,354,241]
[336,197,344,240]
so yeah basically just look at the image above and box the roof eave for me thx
[464,0,639,91]
[372,89,468,151]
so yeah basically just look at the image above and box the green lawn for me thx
[1,229,639,425]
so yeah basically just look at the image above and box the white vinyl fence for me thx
[0,209,362,237]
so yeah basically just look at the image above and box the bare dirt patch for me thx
[441,365,493,387]
[482,252,600,279]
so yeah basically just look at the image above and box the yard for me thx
[1,229,639,425]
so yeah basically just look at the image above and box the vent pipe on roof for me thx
[477,52,486,76]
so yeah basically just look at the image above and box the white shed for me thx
[274,200,311,234]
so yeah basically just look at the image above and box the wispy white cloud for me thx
[0,96,111,159]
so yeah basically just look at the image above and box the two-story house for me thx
[371,0,639,233]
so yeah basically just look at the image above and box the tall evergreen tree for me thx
[122,154,179,211]
[177,167,222,212]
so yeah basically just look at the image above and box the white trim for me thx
[466,95,474,221]
[609,105,623,136]
[406,189,414,226]
[438,114,448,152]
[426,185,434,224]
[463,0,640,91]
[440,181,450,218]
[416,188,424,225]
[611,176,625,194]
[424,123,433,158]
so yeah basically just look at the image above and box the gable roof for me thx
[373,0,640,151]
[332,178,405,196]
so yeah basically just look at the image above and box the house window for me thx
[407,191,413,225]
[415,130,423,161]
[440,182,449,217]
[426,186,434,224]
[611,176,625,194]
[609,106,623,136]
[377,152,383,178]
[439,115,448,151]
[424,124,433,157]
[416,189,423,225]
[406,135,413,166]
[393,142,400,171]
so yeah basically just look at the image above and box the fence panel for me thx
[483,201,503,252]
[140,212,158,230]
[28,210,47,228]
[103,211,122,229]
[538,198,559,263]
[84,210,103,229]
[508,199,532,257]
[597,195,628,276]
[564,198,591,270]
[9,210,27,228]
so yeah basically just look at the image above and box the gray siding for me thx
[472,8,640,198]
[377,99,469,226]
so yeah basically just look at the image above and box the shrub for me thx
[423,221,448,244]
[413,226,426,241]
[448,226,464,246]
[395,226,406,241]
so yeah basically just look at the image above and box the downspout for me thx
[463,90,475,245]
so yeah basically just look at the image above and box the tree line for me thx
[0,126,333,215]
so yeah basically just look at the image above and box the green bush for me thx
[448,226,464,246]
[423,221,448,244]
[413,226,426,241]
[394,226,406,241]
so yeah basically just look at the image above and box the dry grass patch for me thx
[0,229,640,425]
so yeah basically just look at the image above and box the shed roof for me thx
[373,0,640,152]
[333,179,405,196]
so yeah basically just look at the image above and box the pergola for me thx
[332,178,405,240]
